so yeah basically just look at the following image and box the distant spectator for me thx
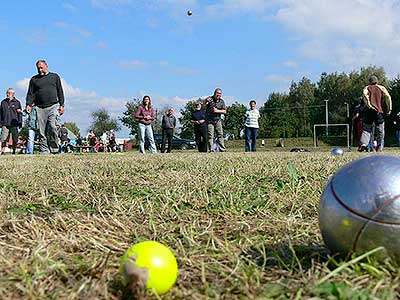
[359,75,391,152]
[161,108,176,153]
[0,88,22,155]
[59,124,69,153]
[87,130,97,153]
[108,129,118,152]
[100,131,108,152]
[25,105,38,154]
[394,112,400,146]
[76,136,83,146]
[205,88,226,152]
[191,100,207,152]
[135,95,157,154]
[244,100,260,152]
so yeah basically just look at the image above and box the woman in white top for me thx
[244,100,260,152]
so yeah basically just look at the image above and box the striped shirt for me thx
[245,109,260,128]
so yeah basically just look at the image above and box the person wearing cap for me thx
[394,112,400,146]
[191,100,207,152]
[359,75,392,152]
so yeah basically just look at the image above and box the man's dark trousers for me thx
[161,128,173,153]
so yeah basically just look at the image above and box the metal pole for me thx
[324,100,329,136]
[345,102,349,118]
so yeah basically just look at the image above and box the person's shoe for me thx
[358,144,367,152]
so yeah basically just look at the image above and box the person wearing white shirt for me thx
[244,100,260,152]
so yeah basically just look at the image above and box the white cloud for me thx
[264,74,292,83]
[272,0,400,73]
[115,60,147,70]
[116,59,198,74]
[283,60,298,68]
[55,21,92,38]
[62,3,78,12]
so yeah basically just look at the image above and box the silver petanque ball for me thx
[319,155,400,262]
[331,148,344,156]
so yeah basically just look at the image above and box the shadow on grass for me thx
[242,243,331,271]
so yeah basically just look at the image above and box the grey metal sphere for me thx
[331,148,344,156]
[319,155,400,262]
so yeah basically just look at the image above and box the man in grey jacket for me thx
[161,108,176,153]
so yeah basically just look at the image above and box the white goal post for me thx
[313,123,350,149]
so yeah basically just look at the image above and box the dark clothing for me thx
[59,127,69,142]
[76,137,83,146]
[363,110,385,125]
[191,109,206,124]
[162,114,176,129]
[245,127,258,152]
[206,97,226,124]
[135,106,155,125]
[26,72,65,108]
[194,125,207,152]
[0,98,22,127]
[161,113,176,153]
[191,109,207,152]
[161,128,173,153]
[395,114,400,131]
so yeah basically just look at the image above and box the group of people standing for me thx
[0,60,65,155]
[135,88,261,154]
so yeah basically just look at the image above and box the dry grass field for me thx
[0,148,399,299]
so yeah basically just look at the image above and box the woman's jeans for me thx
[138,123,157,154]
[245,126,258,152]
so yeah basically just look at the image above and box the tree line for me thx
[79,65,400,143]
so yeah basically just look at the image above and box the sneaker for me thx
[358,144,367,152]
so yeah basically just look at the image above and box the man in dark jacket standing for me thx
[161,108,176,153]
[0,88,22,154]
[191,100,207,152]
[25,60,65,154]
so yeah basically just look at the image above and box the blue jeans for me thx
[245,126,258,152]
[396,130,400,146]
[26,129,36,154]
[138,123,157,154]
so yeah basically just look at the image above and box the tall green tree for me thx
[120,98,141,136]
[259,92,296,138]
[90,108,120,137]
[224,102,246,139]
[64,122,81,137]
[179,100,198,138]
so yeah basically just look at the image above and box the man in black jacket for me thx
[26,60,65,154]
[0,88,22,154]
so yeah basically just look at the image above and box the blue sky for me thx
[2,0,400,137]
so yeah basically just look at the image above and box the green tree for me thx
[179,99,198,138]
[90,108,120,137]
[120,98,141,136]
[64,122,81,137]
[288,77,317,136]
[224,102,246,139]
[259,92,296,138]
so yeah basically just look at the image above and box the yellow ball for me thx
[120,241,178,295]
